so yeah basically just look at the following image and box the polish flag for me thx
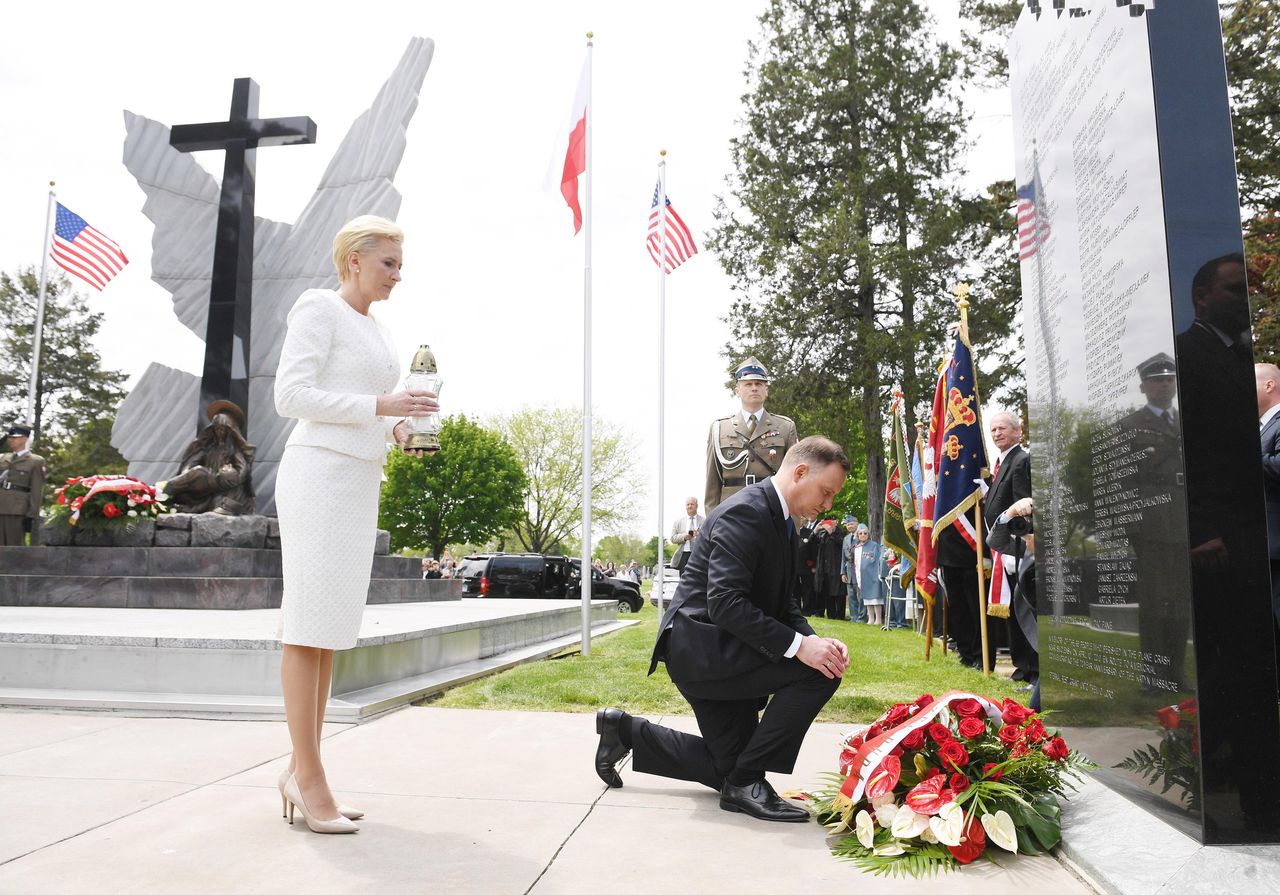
[549,58,589,234]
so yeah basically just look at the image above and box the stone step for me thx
[0,574,459,610]
[0,546,425,579]
[0,600,631,720]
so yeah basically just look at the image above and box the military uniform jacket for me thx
[0,451,45,518]
[705,409,798,513]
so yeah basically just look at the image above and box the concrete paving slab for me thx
[223,707,614,806]
[0,775,193,864]
[0,717,352,784]
[535,801,1093,894]
[0,709,133,757]
[0,782,586,895]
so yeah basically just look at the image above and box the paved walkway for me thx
[0,706,1096,894]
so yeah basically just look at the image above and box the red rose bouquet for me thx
[803,691,1095,877]
[49,475,170,531]
[1115,698,1200,812]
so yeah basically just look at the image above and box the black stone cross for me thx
[170,78,316,434]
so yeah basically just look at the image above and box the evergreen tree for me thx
[711,0,996,534]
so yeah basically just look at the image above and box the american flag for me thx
[50,203,129,291]
[646,181,698,273]
[1016,180,1050,262]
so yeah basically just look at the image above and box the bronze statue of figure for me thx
[160,400,256,515]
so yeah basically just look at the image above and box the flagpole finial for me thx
[48,180,55,187]
[586,31,594,39]
[953,282,972,340]
[660,149,667,157]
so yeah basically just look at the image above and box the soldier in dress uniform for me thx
[1120,352,1191,692]
[705,356,799,513]
[0,424,46,546]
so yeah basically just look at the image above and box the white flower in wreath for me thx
[981,810,1019,853]
[929,801,965,847]
[873,841,907,857]
[891,807,931,840]
[873,800,898,829]
[855,809,876,849]
[920,825,939,844]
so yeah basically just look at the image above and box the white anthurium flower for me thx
[929,801,965,847]
[127,499,136,507]
[873,841,907,857]
[870,792,896,808]
[127,509,138,517]
[874,801,899,829]
[891,808,932,840]
[855,810,876,849]
[982,810,1019,853]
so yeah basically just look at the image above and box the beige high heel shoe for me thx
[282,773,359,834]
[277,768,364,820]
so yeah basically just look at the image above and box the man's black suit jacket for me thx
[1261,411,1280,560]
[649,480,814,683]
[986,444,1031,523]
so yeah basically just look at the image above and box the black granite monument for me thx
[170,79,316,435]
[1010,0,1280,844]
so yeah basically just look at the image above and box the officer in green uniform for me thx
[0,424,46,546]
[705,357,799,513]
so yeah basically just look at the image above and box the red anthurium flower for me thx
[958,717,986,739]
[905,775,950,815]
[57,493,67,506]
[839,748,859,776]
[928,723,952,745]
[948,813,988,864]
[866,755,902,800]
[952,698,984,719]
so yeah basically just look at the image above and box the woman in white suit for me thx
[273,216,436,833]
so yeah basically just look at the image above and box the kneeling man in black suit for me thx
[595,436,851,822]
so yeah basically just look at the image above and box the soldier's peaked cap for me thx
[6,424,32,437]
[1137,352,1176,380]
[734,357,769,382]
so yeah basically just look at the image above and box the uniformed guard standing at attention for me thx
[0,424,46,546]
[705,357,799,514]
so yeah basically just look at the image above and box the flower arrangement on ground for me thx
[1115,698,1200,812]
[802,691,1095,878]
[48,475,170,530]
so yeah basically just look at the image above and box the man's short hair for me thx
[1191,252,1245,299]
[989,410,1022,431]
[782,436,850,474]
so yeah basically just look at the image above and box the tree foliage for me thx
[712,0,1019,534]
[490,407,641,554]
[378,415,527,557]
[0,268,129,487]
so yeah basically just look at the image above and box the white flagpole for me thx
[581,33,595,655]
[26,182,57,447]
[656,152,669,618]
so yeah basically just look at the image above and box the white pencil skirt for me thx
[276,444,384,650]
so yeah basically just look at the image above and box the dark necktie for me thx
[786,518,794,537]
[746,415,757,438]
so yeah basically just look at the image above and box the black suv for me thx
[459,553,643,613]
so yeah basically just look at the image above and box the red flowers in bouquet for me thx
[811,691,1095,877]
[49,475,170,530]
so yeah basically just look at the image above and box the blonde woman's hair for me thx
[332,215,404,281]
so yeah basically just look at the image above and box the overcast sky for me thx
[0,0,1013,541]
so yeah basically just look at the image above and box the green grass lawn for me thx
[428,602,1026,724]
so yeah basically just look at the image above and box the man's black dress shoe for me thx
[595,707,629,788]
[1011,668,1028,682]
[719,778,809,823]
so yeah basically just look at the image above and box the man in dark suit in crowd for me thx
[594,437,851,823]
[938,510,992,670]
[985,411,1034,683]
[1256,363,1280,626]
